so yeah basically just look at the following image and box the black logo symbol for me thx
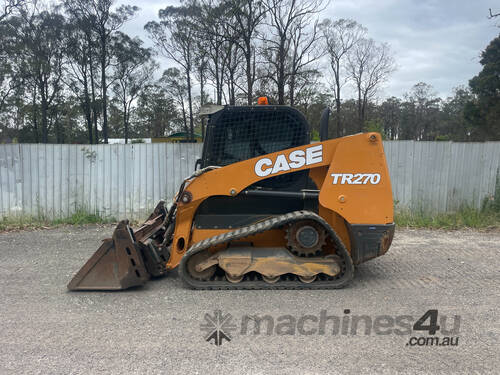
[200,310,237,346]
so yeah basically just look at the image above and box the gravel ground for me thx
[0,225,498,375]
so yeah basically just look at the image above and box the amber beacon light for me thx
[257,96,269,105]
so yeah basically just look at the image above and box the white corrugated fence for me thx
[0,143,202,220]
[383,141,499,213]
[0,141,499,219]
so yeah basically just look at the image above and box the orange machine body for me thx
[167,132,393,270]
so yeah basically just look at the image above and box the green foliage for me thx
[364,119,386,139]
[482,175,500,213]
[0,4,499,143]
[435,135,450,141]
[466,34,500,141]
[310,129,320,141]
[396,180,500,229]
[0,208,115,231]
[51,208,114,226]
[135,83,181,137]
[395,207,499,229]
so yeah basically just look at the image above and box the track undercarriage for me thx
[180,211,354,289]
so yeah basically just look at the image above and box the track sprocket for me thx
[286,220,326,257]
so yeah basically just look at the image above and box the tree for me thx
[68,0,138,143]
[0,0,25,21]
[5,8,66,143]
[194,54,209,138]
[293,75,331,133]
[0,17,25,114]
[402,82,441,140]
[190,0,243,106]
[338,98,359,135]
[347,38,395,131]
[194,1,225,105]
[263,0,324,105]
[160,68,189,133]
[321,18,365,136]
[467,34,500,141]
[145,5,197,140]
[226,0,265,105]
[135,84,180,138]
[223,38,244,105]
[377,97,401,140]
[64,16,95,143]
[111,33,152,143]
[5,1,497,144]
[64,0,105,144]
[441,87,474,141]
[286,13,323,107]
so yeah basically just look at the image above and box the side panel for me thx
[319,133,394,224]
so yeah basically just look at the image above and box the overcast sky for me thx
[119,0,499,100]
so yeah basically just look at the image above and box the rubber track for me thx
[179,210,354,290]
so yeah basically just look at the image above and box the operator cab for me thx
[193,104,320,229]
[200,105,310,168]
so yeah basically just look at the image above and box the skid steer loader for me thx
[68,102,395,290]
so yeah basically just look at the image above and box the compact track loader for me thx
[68,103,395,290]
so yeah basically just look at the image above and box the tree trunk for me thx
[246,47,253,105]
[289,74,295,107]
[200,68,206,140]
[244,37,256,105]
[277,41,286,105]
[32,87,39,143]
[40,79,48,143]
[123,100,128,144]
[100,31,108,143]
[186,68,194,141]
[83,72,93,144]
[335,62,342,137]
[214,50,222,105]
[228,64,236,106]
[55,114,62,143]
[181,100,187,133]
[229,80,235,105]
[87,34,98,144]
[357,85,363,132]
[360,92,368,132]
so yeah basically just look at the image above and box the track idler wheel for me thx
[187,251,216,280]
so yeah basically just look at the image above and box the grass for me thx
[2,182,500,231]
[396,180,500,230]
[2,207,498,232]
[0,208,116,232]
[395,207,500,230]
